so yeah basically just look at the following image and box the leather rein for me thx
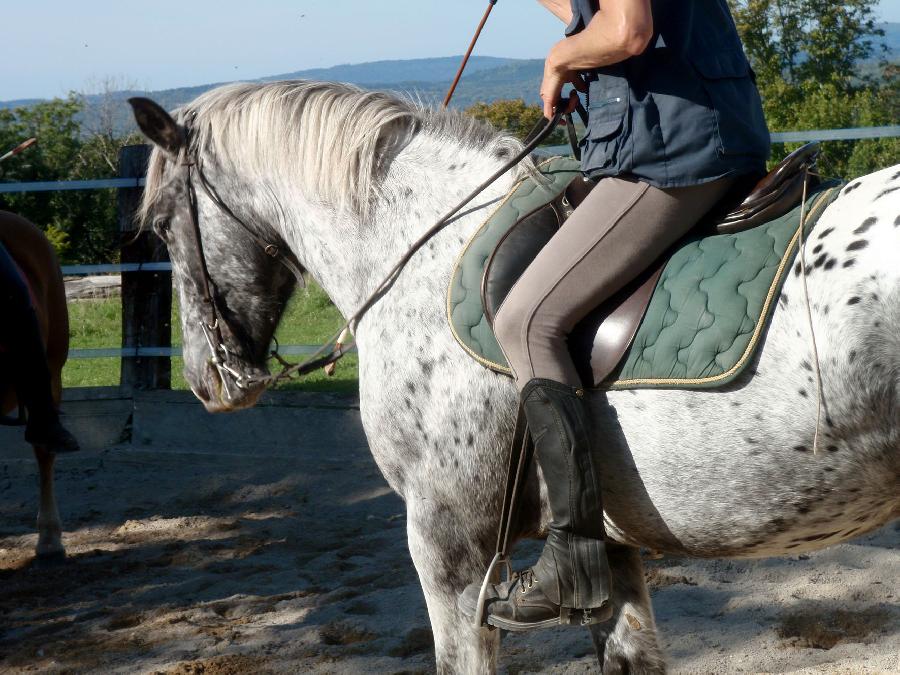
[181,107,569,398]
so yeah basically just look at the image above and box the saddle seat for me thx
[450,143,839,389]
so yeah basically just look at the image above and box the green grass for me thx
[64,282,359,392]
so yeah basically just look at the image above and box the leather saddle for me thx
[482,143,820,387]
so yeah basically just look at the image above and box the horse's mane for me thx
[140,80,527,224]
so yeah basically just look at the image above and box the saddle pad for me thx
[447,157,583,370]
[447,158,843,390]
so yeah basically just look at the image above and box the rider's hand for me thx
[541,43,587,120]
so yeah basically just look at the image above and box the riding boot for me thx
[3,303,79,453]
[459,378,612,631]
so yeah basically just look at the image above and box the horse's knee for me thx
[435,624,498,675]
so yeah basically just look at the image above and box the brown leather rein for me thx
[181,107,568,398]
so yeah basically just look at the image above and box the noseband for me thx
[178,106,567,397]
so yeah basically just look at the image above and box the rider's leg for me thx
[0,243,79,453]
[460,174,733,631]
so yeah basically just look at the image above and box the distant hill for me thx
[0,56,541,136]
[0,98,44,110]
[881,21,900,55]
[260,55,521,85]
[1,23,896,136]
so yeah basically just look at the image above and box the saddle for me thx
[478,143,822,387]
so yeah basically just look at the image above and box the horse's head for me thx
[129,97,299,413]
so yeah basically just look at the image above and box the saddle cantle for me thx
[448,149,842,390]
[710,142,821,234]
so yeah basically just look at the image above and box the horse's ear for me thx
[129,97,186,155]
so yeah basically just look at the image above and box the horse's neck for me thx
[279,134,520,319]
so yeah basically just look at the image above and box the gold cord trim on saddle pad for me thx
[446,166,842,391]
[606,184,839,390]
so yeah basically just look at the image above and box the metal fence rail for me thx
[68,345,356,359]
[0,177,145,193]
[535,124,900,156]
[4,125,898,195]
[62,262,171,275]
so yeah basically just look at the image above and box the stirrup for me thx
[472,552,512,630]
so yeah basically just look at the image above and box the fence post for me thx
[118,144,172,391]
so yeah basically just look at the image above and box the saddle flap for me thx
[482,203,562,323]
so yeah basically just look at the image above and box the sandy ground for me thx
[0,391,897,674]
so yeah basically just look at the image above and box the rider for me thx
[460,0,769,629]
[0,239,80,453]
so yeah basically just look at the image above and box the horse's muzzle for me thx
[191,360,268,413]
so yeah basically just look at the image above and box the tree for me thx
[0,96,139,264]
[730,0,886,90]
[729,0,898,179]
[466,99,568,146]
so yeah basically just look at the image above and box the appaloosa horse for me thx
[0,210,70,562]
[130,82,899,673]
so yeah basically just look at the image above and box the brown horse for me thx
[0,210,70,561]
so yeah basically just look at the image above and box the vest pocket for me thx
[583,77,629,171]
[689,50,767,158]
[587,78,628,139]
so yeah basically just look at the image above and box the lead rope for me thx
[796,167,825,455]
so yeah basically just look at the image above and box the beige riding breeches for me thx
[493,174,735,389]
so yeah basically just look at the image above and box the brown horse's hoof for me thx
[26,419,81,453]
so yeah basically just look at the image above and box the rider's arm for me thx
[552,0,653,70]
[541,0,653,117]
[536,0,573,24]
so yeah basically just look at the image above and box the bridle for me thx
[182,153,310,398]
[177,105,568,399]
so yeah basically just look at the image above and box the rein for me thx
[184,106,568,396]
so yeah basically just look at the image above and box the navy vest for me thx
[566,0,770,187]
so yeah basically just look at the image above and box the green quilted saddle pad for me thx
[447,157,584,369]
[447,157,844,390]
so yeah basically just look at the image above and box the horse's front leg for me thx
[406,498,500,674]
[588,543,666,674]
[32,445,65,562]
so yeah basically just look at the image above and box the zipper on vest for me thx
[592,96,623,110]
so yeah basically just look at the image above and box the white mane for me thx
[141,80,527,223]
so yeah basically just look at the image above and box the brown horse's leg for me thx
[33,444,65,561]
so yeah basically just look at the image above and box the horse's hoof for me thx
[33,550,67,568]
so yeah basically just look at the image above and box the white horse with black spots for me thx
[129,81,899,673]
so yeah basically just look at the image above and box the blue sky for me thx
[2,0,898,101]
